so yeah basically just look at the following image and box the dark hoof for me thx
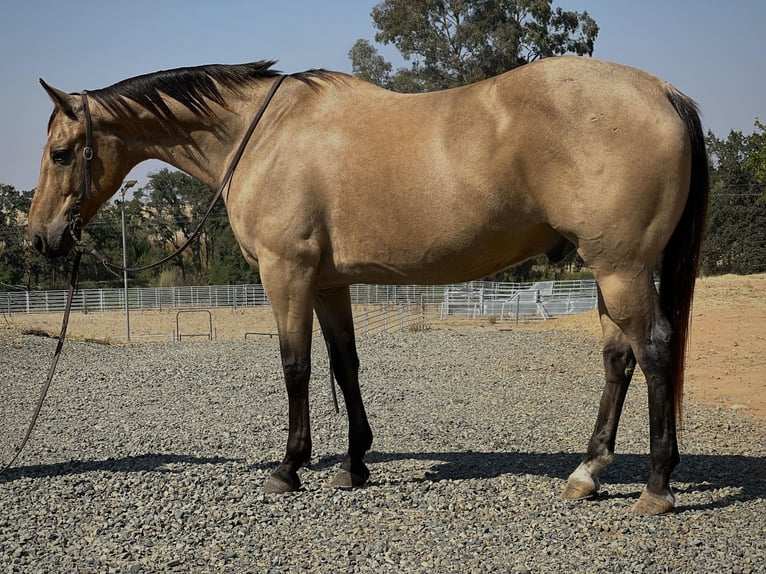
[263,469,301,494]
[330,464,370,489]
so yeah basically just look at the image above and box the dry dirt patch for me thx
[517,274,766,422]
[2,306,280,343]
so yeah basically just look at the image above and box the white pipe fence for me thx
[1,280,598,323]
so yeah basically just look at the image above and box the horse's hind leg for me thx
[562,289,636,500]
[587,272,679,514]
[314,287,373,488]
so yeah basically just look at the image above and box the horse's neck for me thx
[118,92,258,190]
[139,116,236,190]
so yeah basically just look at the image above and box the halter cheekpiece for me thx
[68,90,94,244]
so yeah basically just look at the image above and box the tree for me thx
[744,119,766,201]
[144,169,211,282]
[0,184,71,290]
[75,188,157,288]
[701,129,766,275]
[350,0,598,92]
[0,184,33,288]
[349,39,394,87]
[142,168,259,286]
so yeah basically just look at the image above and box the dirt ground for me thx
[3,274,764,421]
[517,274,766,422]
[684,275,766,421]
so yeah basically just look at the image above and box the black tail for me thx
[660,88,710,426]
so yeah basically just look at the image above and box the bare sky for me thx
[1,0,762,190]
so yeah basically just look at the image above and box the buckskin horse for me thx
[28,56,708,514]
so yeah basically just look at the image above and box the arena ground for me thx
[3,273,764,422]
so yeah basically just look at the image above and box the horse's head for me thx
[29,80,130,258]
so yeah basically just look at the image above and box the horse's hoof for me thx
[330,464,370,489]
[561,477,599,501]
[631,488,675,515]
[263,471,300,494]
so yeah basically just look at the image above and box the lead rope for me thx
[0,76,288,475]
[0,251,82,475]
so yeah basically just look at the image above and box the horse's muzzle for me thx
[31,228,74,259]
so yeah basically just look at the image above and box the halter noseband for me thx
[68,91,94,244]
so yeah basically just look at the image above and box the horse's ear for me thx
[39,79,77,117]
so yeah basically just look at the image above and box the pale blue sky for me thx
[1,1,763,190]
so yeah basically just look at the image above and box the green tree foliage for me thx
[144,169,209,282]
[0,184,34,288]
[350,0,598,92]
[701,129,766,275]
[75,188,155,288]
[141,169,258,286]
[744,119,766,200]
[348,39,394,87]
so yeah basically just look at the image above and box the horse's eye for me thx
[51,149,72,165]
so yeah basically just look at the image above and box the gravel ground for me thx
[0,329,764,573]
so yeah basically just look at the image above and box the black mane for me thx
[86,61,339,122]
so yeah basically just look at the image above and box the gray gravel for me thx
[0,328,764,573]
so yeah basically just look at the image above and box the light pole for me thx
[119,180,138,341]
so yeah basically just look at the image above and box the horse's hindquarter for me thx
[235,58,691,287]
[518,58,692,272]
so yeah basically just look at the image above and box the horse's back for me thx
[245,57,694,286]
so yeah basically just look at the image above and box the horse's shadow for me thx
[3,450,763,513]
[0,453,239,483]
[312,449,766,512]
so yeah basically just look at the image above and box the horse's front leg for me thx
[314,287,373,488]
[260,266,316,494]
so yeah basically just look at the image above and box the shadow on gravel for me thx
[313,450,765,511]
[0,453,239,482]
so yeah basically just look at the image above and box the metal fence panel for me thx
[1,279,597,321]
